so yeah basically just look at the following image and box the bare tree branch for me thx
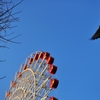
[0,76,6,79]
[0,0,23,46]
[0,0,23,79]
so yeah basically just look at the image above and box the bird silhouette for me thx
[91,26,100,40]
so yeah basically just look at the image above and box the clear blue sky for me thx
[0,0,100,99]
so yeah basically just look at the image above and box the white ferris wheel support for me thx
[4,51,59,100]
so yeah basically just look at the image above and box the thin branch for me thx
[0,0,23,17]
[0,45,9,48]
[0,60,6,62]
[0,76,6,80]
[0,34,21,44]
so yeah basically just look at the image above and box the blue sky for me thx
[0,0,100,99]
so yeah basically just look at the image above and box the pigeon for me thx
[91,26,100,40]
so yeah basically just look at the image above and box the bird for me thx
[91,26,100,40]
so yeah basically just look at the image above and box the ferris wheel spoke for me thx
[30,61,36,70]
[36,65,48,82]
[36,76,51,94]
[10,87,25,99]
[31,54,40,71]
[37,88,49,100]
[36,79,52,100]
[20,78,35,93]
[35,59,45,72]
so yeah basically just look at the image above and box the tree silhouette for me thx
[0,0,23,79]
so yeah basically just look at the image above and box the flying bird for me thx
[91,26,100,40]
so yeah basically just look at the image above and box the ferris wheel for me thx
[4,51,59,100]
